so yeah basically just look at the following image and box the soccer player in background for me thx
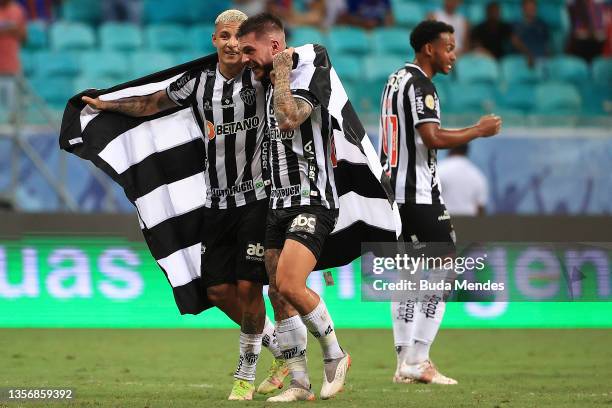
[238,13,351,402]
[81,10,289,401]
[378,20,501,384]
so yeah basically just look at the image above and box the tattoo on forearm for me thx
[273,58,312,130]
[106,96,151,117]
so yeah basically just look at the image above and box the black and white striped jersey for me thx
[265,51,338,210]
[166,65,269,209]
[378,62,444,205]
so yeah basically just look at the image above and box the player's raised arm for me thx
[417,114,502,150]
[271,47,313,131]
[81,90,177,117]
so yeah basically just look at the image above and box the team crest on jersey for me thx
[240,87,256,106]
[206,120,215,140]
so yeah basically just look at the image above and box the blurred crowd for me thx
[1,0,611,73]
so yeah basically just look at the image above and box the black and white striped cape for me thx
[59,45,401,315]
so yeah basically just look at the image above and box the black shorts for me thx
[201,200,269,288]
[399,203,456,248]
[265,205,339,260]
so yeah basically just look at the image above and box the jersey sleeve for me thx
[290,89,319,109]
[166,70,200,106]
[289,61,320,108]
[406,77,440,126]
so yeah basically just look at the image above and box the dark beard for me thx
[263,62,274,77]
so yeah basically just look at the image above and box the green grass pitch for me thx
[1,329,611,407]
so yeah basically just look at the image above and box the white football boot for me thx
[266,380,315,402]
[320,352,351,399]
[399,359,458,385]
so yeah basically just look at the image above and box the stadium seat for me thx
[50,22,95,51]
[501,55,541,84]
[289,26,326,47]
[538,3,569,31]
[433,81,449,107]
[498,84,535,112]
[175,51,206,65]
[363,55,405,82]
[393,3,425,29]
[188,25,217,54]
[579,83,611,115]
[35,51,81,78]
[544,56,589,84]
[129,52,175,78]
[332,55,363,83]
[353,80,385,113]
[371,28,412,57]
[143,0,191,23]
[80,51,130,80]
[20,50,36,77]
[145,24,190,52]
[328,27,371,56]
[591,57,612,87]
[24,21,47,50]
[100,23,143,52]
[74,76,119,93]
[455,54,499,84]
[61,0,102,24]
[446,83,496,113]
[535,82,581,114]
[187,0,232,23]
[29,77,75,108]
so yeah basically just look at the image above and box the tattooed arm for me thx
[81,90,177,117]
[272,48,313,131]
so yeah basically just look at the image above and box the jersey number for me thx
[381,115,398,168]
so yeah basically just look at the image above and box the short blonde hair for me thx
[215,9,248,25]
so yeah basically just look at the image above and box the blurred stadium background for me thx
[0,0,611,325]
[0,1,611,405]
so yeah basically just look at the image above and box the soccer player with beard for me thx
[81,10,289,401]
[237,13,350,402]
[378,20,501,384]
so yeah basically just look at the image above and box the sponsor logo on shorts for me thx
[289,213,317,235]
[270,185,301,199]
[210,181,255,198]
[246,242,265,262]
[438,210,451,221]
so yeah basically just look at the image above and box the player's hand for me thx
[476,114,502,137]
[81,95,107,111]
[272,47,294,70]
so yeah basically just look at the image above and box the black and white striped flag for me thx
[60,55,218,315]
[294,44,402,270]
[59,45,401,315]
